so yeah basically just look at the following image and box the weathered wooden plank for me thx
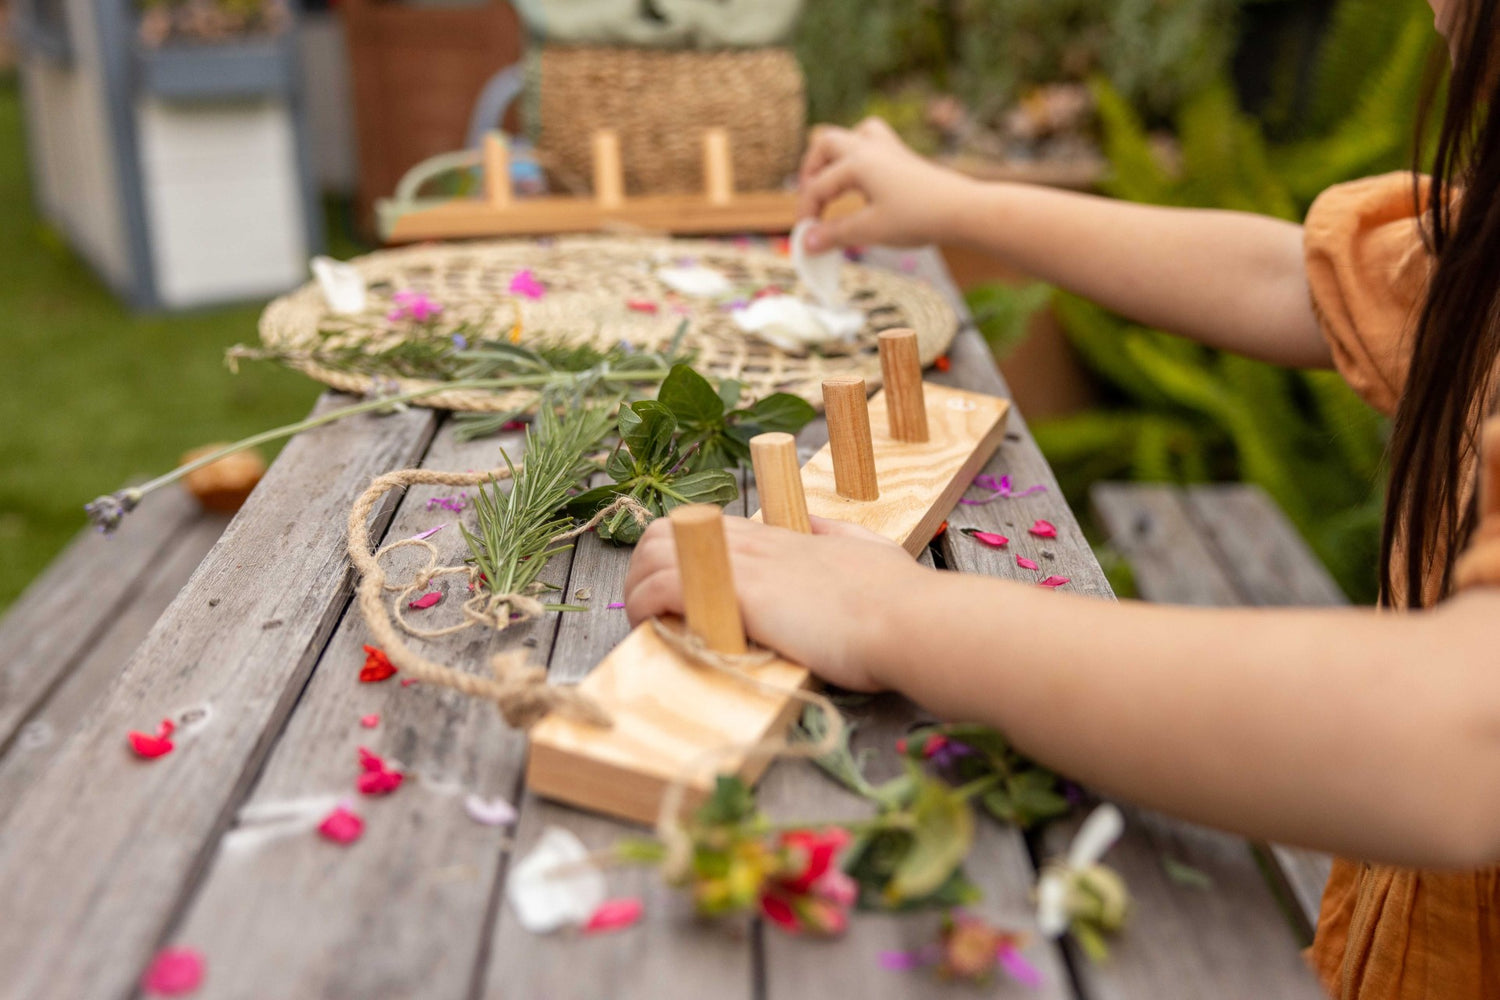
[1182,484,1348,607]
[0,512,230,824]
[1091,483,1240,606]
[0,486,203,751]
[0,395,439,1000]
[168,422,564,1000]
[1091,482,1332,938]
[482,474,754,1000]
[1040,804,1323,1000]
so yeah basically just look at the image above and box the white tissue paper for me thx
[311,256,366,315]
[657,265,734,298]
[790,217,845,308]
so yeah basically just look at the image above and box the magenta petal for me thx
[1016,556,1039,571]
[607,602,625,610]
[141,947,205,996]
[509,269,546,299]
[1029,519,1058,539]
[879,944,941,971]
[1038,576,1070,589]
[998,944,1044,989]
[409,523,446,541]
[584,897,644,934]
[962,528,1009,548]
[408,591,442,610]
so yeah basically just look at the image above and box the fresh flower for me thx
[1036,803,1129,960]
[387,290,443,323]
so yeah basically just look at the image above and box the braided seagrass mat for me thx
[258,235,958,412]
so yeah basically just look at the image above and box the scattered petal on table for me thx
[507,826,605,933]
[356,746,404,796]
[998,943,1044,989]
[464,792,518,827]
[960,528,1009,549]
[1029,520,1058,539]
[360,645,396,683]
[1038,576,1070,589]
[607,602,625,610]
[625,299,658,313]
[408,591,442,610]
[1017,556,1040,571]
[128,719,176,759]
[657,265,732,298]
[140,946,205,996]
[360,714,380,729]
[584,897,644,934]
[408,523,446,542]
[509,269,546,299]
[317,805,364,845]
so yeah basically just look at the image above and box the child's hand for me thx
[622,514,923,691]
[797,117,977,252]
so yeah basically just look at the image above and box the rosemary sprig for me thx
[461,405,613,606]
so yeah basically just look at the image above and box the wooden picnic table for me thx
[0,248,1326,1000]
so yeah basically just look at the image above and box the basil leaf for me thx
[562,482,627,519]
[739,392,817,434]
[717,378,745,410]
[887,772,974,903]
[620,400,678,470]
[660,469,739,510]
[658,364,725,428]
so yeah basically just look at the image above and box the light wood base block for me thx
[526,618,810,826]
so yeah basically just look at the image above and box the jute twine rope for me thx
[260,236,957,413]
[346,464,846,870]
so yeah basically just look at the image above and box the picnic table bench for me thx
[0,248,1326,999]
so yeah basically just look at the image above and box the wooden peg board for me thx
[526,619,810,825]
[761,382,1010,556]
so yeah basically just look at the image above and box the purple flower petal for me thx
[998,943,1044,989]
[409,523,446,541]
[606,602,625,610]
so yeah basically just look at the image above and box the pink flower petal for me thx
[356,747,404,795]
[879,946,940,971]
[464,793,518,826]
[408,524,446,542]
[400,678,420,687]
[962,528,1009,548]
[317,805,364,844]
[584,897,644,934]
[408,591,442,610]
[1016,556,1039,571]
[626,299,658,313]
[998,943,1044,989]
[509,269,546,299]
[606,602,625,610]
[128,718,176,759]
[1029,520,1058,539]
[1038,576,1070,589]
[141,946,205,995]
[360,714,380,729]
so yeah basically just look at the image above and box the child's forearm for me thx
[937,180,1330,369]
[864,573,1500,869]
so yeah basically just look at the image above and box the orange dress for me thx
[1303,172,1500,1000]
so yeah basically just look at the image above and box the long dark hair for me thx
[1380,0,1500,607]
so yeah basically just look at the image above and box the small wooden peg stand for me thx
[702,128,734,206]
[822,376,880,502]
[750,433,812,534]
[878,329,930,443]
[592,129,624,209]
[670,505,746,655]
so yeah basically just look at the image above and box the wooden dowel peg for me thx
[703,128,734,206]
[822,376,879,502]
[669,504,748,655]
[592,129,624,208]
[483,132,513,208]
[878,328,929,443]
[750,432,811,533]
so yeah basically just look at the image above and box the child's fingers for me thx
[622,518,676,596]
[800,158,862,226]
[808,515,893,545]
[799,124,858,186]
[623,566,685,627]
[805,207,878,253]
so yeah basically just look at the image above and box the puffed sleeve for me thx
[1304,172,1434,416]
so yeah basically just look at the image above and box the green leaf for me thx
[695,776,757,827]
[887,772,974,903]
[739,393,817,435]
[660,469,740,510]
[717,379,745,410]
[619,400,679,470]
[658,364,726,428]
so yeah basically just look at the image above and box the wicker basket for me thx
[534,45,805,197]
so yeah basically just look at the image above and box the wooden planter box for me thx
[12,0,320,309]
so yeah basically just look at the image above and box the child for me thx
[623,2,1500,998]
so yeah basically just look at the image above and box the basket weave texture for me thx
[534,45,805,195]
[257,236,957,413]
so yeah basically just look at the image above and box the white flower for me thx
[731,295,864,353]
[791,217,846,309]
[506,826,604,933]
[657,265,733,298]
[1036,803,1126,938]
[311,256,367,315]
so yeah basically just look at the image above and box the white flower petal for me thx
[464,792,518,827]
[1067,803,1124,870]
[506,826,604,933]
[791,218,846,309]
[657,265,733,298]
[732,296,863,352]
[311,256,367,315]
[1036,871,1070,938]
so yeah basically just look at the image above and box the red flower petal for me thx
[895,738,908,754]
[140,946,205,995]
[1029,520,1058,539]
[760,892,801,932]
[360,714,380,729]
[317,805,364,844]
[933,520,949,538]
[625,299,659,314]
[584,897,644,934]
[934,355,951,373]
[778,828,851,893]
[400,678,420,688]
[407,591,442,610]
[1038,576,1070,589]
[360,645,397,683]
[358,770,404,795]
[1016,556,1039,571]
[962,528,1009,548]
[128,719,176,759]
[921,734,950,759]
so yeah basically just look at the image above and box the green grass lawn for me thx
[0,72,327,611]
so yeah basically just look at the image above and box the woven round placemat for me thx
[257,236,958,413]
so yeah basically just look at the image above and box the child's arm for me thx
[623,516,1500,871]
[800,118,1330,370]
